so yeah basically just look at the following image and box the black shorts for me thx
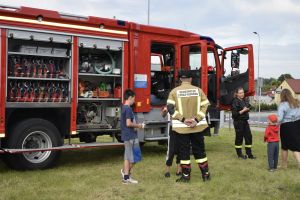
[280,119,300,152]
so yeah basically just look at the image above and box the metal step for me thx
[1,142,123,154]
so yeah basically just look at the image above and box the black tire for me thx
[4,118,62,170]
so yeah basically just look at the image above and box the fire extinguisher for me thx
[14,57,22,77]
[8,81,18,102]
[114,85,122,98]
[33,82,40,102]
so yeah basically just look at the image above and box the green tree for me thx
[278,74,294,83]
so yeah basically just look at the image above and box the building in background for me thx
[275,79,300,104]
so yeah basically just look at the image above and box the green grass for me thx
[0,128,299,200]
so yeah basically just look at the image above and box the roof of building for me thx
[286,79,300,94]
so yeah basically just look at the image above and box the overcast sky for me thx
[1,0,300,79]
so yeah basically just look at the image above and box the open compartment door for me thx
[219,44,254,108]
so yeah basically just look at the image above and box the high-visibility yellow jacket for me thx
[167,81,210,134]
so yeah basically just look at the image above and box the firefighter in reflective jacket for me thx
[167,69,211,182]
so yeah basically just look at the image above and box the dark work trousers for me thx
[233,120,253,156]
[267,142,279,169]
[177,132,206,164]
[166,130,180,166]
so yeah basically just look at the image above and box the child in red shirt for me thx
[264,114,280,172]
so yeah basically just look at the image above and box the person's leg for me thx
[165,131,176,177]
[268,142,277,170]
[213,121,220,136]
[244,121,255,159]
[191,131,210,182]
[267,143,275,170]
[273,142,279,169]
[176,133,191,182]
[234,121,246,159]
[293,151,300,169]
[174,132,181,175]
[122,140,137,183]
[123,159,131,177]
[281,149,288,169]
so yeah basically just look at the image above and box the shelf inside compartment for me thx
[6,102,71,108]
[8,51,70,58]
[78,73,121,77]
[78,98,121,101]
[7,76,70,81]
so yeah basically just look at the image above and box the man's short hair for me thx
[124,89,135,100]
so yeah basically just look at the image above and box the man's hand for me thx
[239,107,249,114]
[161,107,168,117]
[189,119,198,128]
[184,118,197,128]
[183,119,193,126]
[137,123,144,129]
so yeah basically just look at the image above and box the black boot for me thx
[236,148,247,159]
[176,165,191,183]
[202,172,211,182]
[198,162,211,182]
[245,147,256,159]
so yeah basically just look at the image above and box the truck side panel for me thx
[0,28,6,138]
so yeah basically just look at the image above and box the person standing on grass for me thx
[120,89,144,184]
[264,114,280,172]
[167,69,211,182]
[231,87,256,159]
[161,106,182,178]
[277,89,300,169]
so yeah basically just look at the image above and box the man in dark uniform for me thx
[166,69,211,182]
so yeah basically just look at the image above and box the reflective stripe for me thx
[197,95,201,116]
[195,157,208,164]
[201,100,210,106]
[172,111,179,118]
[167,99,175,105]
[0,15,127,35]
[172,118,207,128]
[235,145,243,148]
[178,97,183,114]
[245,145,252,148]
[198,111,206,118]
[0,133,5,138]
[181,160,191,165]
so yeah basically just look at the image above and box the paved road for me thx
[223,111,277,131]
[224,111,276,124]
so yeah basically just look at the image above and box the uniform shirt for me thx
[167,82,210,134]
[121,105,137,141]
[277,102,300,124]
[231,97,251,121]
[264,125,279,143]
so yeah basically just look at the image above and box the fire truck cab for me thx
[0,5,254,169]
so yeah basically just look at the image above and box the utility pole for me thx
[253,32,261,126]
[147,0,150,25]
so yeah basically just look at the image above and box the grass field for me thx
[0,128,299,200]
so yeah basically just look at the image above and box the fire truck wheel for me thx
[4,118,62,170]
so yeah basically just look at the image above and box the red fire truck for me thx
[0,5,254,170]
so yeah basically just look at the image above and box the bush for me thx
[251,103,277,111]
